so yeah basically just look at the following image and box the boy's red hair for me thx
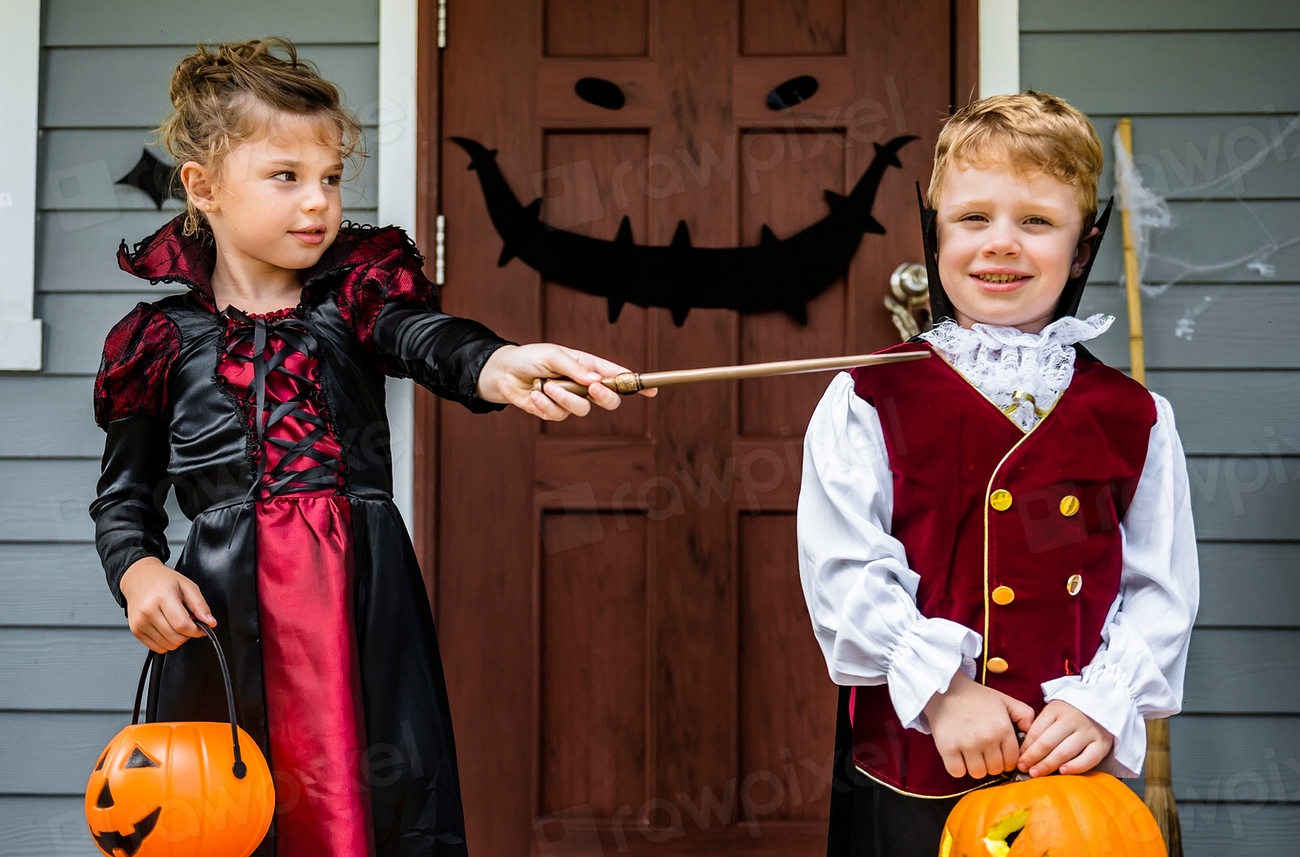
[928,91,1103,222]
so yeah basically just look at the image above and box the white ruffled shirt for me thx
[797,314,1200,778]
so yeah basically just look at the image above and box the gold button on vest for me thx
[991,585,1015,606]
[987,657,1009,674]
[1060,495,1081,517]
[1066,573,1083,596]
[990,489,1013,511]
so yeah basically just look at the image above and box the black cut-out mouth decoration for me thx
[452,134,916,326]
[91,806,161,857]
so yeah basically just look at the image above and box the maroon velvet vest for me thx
[846,341,1156,797]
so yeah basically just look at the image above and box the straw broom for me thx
[1117,116,1183,857]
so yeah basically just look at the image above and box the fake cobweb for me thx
[1114,114,1300,299]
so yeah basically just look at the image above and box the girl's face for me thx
[184,112,345,280]
[934,161,1092,334]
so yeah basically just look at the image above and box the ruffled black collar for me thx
[116,213,427,312]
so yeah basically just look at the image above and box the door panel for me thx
[433,2,965,852]
[541,513,648,816]
[541,131,652,438]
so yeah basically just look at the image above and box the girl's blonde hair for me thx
[153,36,367,237]
[927,91,1103,222]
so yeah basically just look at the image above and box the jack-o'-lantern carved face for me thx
[939,772,1167,857]
[87,742,163,856]
[85,722,274,857]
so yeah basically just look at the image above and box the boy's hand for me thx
[119,557,215,653]
[476,343,654,420]
[1017,699,1113,777]
[923,670,1036,779]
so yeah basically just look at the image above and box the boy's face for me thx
[934,161,1092,334]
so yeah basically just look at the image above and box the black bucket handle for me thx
[131,621,249,779]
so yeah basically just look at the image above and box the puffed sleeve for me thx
[798,372,984,733]
[88,304,178,612]
[1041,391,1200,777]
[335,227,512,413]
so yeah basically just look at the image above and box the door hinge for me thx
[437,0,447,49]
[434,214,446,285]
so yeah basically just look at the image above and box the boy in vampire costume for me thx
[797,92,1199,857]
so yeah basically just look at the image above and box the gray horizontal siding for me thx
[1080,286,1300,369]
[41,45,378,128]
[0,542,185,628]
[2,713,130,793]
[0,460,189,544]
[1090,115,1300,201]
[1171,715,1300,801]
[2,628,146,712]
[1021,1,1300,32]
[42,0,378,46]
[1196,544,1300,628]
[40,128,377,211]
[1182,630,1300,713]
[1085,200,1300,285]
[1020,32,1300,114]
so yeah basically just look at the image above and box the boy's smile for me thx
[935,161,1092,334]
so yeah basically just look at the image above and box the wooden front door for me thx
[425,2,972,853]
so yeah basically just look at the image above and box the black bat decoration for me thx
[91,806,161,857]
[116,149,186,209]
[452,134,917,326]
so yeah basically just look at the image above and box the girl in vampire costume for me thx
[90,37,632,857]
[797,93,1199,857]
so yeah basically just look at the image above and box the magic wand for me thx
[533,350,930,397]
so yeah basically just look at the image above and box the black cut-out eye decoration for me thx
[123,746,160,769]
[575,77,626,110]
[767,75,819,110]
[115,148,186,210]
[94,750,108,772]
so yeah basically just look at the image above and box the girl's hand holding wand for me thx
[476,343,656,420]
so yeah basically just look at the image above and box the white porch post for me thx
[378,0,420,531]
[979,0,1020,98]
[0,0,45,370]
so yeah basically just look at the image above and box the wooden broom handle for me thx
[531,350,930,397]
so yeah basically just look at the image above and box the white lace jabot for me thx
[919,313,1115,431]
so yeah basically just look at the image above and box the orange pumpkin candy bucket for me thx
[939,771,1167,857]
[84,623,274,857]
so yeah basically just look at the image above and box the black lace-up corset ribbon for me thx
[220,308,344,499]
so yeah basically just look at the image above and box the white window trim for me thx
[979,0,1020,98]
[379,0,419,528]
[0,0,44,370]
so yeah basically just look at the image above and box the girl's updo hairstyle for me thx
[154,36,367,237]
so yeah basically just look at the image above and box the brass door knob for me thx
[885,262,931,341]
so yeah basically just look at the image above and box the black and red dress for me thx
[90,215,511,856]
